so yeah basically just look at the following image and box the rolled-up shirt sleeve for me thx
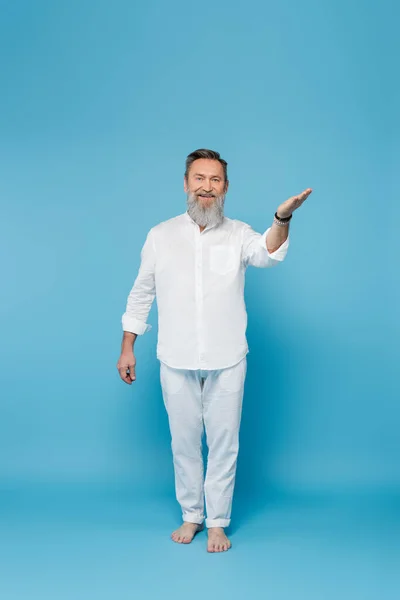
[121,229,156,335]
[241,224,289,268]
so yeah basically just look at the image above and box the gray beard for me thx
[186,192,225,228]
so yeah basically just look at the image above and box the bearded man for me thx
[117,148,312,553]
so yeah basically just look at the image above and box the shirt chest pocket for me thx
[209,245,236,275]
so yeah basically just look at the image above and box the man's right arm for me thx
[117,230,156,384]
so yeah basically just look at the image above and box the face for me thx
[184,158,228,202]
[184,159,229,228]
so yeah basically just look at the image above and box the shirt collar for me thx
[184,211,196,225]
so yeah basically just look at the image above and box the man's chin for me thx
[197,197,215,207]
[186,193,225,227]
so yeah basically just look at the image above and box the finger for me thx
[293,189,312,205]
[300,188,312,199]
[118,367,132,384]
[128,363,136,381]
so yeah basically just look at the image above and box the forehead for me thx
[188,158,224,178]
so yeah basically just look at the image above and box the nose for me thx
[202,179,213,192]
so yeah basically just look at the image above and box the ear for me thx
[183,176,188,193]
[225,179,230,193]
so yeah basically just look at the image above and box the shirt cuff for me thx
[122,315,152,335]
[260,227,289,260]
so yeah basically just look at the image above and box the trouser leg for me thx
[202,357,247,528]
[160,362,205,525]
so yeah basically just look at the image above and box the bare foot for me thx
[171,522,204,544]
[207,527,231,552]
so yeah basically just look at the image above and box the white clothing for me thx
[160,357,247,528]
[122,211,289,370]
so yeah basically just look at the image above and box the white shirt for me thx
[122,211,289,370]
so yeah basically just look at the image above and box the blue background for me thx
[0,0,398,598]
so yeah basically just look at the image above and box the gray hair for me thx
[184,149,228,182]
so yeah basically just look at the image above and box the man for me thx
[117,149,312,553]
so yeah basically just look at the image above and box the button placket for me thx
[195,228,205,367]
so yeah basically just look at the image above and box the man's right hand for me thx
[117,351,136,384]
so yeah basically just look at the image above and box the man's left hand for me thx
[277,188,313,219]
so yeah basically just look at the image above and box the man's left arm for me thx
[241,188,313,268]
[266,187,313,253]
[265,220,290,254]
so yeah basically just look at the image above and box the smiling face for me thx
[184,158,228,201]
[184,158,229,228]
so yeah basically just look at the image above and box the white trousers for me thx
[160,357,247,528]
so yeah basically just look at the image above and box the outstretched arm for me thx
[266,188,312,253]
[242,188,313,268]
